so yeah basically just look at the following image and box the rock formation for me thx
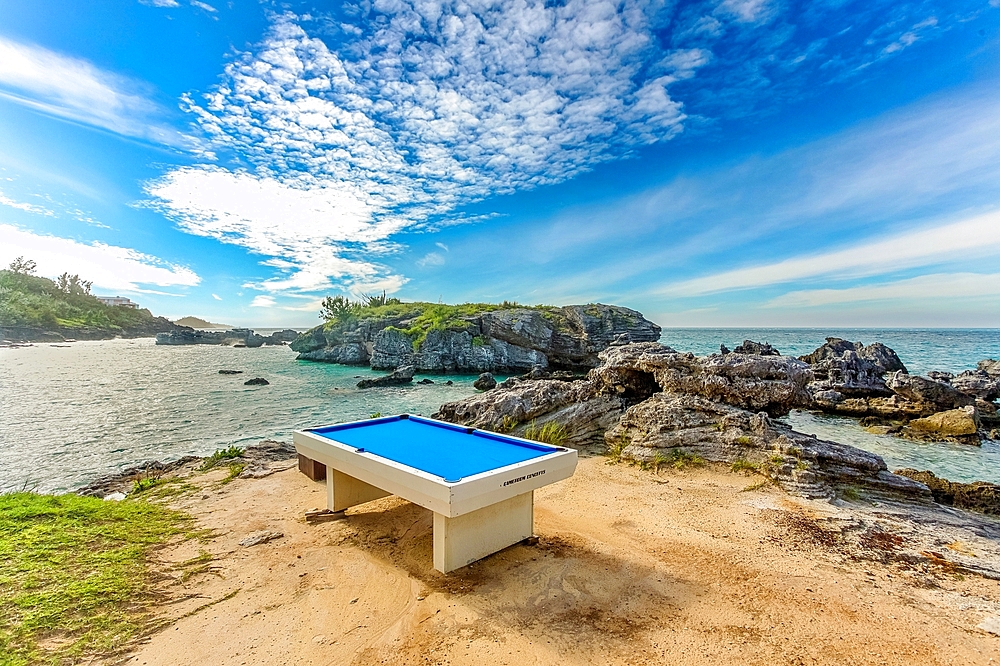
[896,469,1000,515]
[434,342,927,499]
[290,303,661,374]
[356,365,415,389]
[733,340,780,356]
[156,327,298,347]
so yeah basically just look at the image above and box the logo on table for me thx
[501,469,545,487]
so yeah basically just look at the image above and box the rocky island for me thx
[289,299,661,373]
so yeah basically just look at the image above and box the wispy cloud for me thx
[658,210,1000,296]
[0,189,54,216]
[417,252,446,268]
[212,293,222,300]
[0,224,200,291]
[766,272,1000,308]
[0,36,189,146]
[250,295,275,307]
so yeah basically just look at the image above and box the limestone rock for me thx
[239,530,284,547]
[357,365,414,389]
[950,370,1000,402]
[807,350,889,398]
[979,359,1000,377]
[887,372,975,411]
[800,338,906,375]
[473,372,497,391]
[895,469,1000,514]
[244,377,269,386]
[156,327,268,347]
[733,340,780,356]
[296,344,369,364]
[904,406,981,445]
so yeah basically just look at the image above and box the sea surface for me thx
[1,328,998,493]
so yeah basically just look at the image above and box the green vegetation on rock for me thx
[0,491,190,665]
[0,258,162,335]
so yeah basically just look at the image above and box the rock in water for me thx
[887,372,975,411]
[896,469,1000,514]
[219,369,243,374]
[356,365,415,389]
[904,406,981,445]
[244,377,270,386]
[474,372,497,391]
[733,340,780,356]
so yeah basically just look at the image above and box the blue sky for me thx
[1,0,999,328]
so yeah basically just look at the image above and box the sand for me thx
[119,457,1000,665]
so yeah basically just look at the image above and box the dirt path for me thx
[121,457,1000,665]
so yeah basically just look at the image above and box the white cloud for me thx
[0,36,188,146]
[417,252,446,267]
[190,1,216,12]
[0,224,200,291]
[150,5,705,297]
[250,295,276,307]
[767,273,1000,308]
[658,210,1000,296]
[140,0,180,6]
[0,190,54,216]
[435,242,449,252]
[212,293,222,300]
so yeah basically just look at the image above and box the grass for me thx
[522,421,568,447]
[735,435,753,446]
[656,449,705,471]
[730,459,764,475]
[492,416,518,434]
[607,434,629,463]
[741,479,773,492]
[221,463,245,484]
[839,485,862,501]
[199,446,244,471]
[0,491,190,665]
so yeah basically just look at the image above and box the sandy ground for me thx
[118,457,1000,666]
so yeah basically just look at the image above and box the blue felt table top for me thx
[308,415,560,482]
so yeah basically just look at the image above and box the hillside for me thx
[290,298,661,373]
[173,316,231,329]
[0,263,179,341]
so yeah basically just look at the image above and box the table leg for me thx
[327,469,391,512]
[433,491,534,574]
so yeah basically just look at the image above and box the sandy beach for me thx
[119,456,1000,666]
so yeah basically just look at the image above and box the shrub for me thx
[200,445,244,471]
[523,421,568,447]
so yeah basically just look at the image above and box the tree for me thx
[8,257,37,275]
[56,272,93,296]
[319,295,357,322]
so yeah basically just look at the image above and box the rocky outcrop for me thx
[356,365,414,389]
[434,341,925,499]
[290,303,661,374]
[903,406,980,445]
[949,370,1000,402]
[800,338,907,374]
[2,315,182,342]
[473,373,497,391]
[896,469,1000,514]
[887,372,975,411]
[155,327,287,347]
[244,377,270,386]
[733,340,780,356]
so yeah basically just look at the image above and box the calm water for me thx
[1,329,998,493]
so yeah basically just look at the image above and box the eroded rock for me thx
[357,365,414,389]
[896,469,1000,514]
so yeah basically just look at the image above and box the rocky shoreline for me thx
[433,337,1000,511]
[155,327,299,347]
[1,317,181,343]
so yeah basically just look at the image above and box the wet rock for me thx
[473,372,497,391]
[416,378,434,384]
[733,340,781,356]
[244,377,269,386]
[445,380,454,385]
[895,469,1000,514]
[219,369,243,375]
[927,371,954,382]
[903,406,981,445]
[357,365,415,389]
[719,344,731,355]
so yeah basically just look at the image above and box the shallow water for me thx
[2,329,998,493]
[0,338,487,493]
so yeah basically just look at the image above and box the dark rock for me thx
[950,370,1000,402]
[219,370,244,375]
[887,372,975,411]
[927,371,954,382]
[417,378,435,384]
[808,350,890,398]
[733,340,780,356]
[800,338,859,365]
[297,343,369,364]
[244,377,270,386]
[800,338,907,375]
[445,380,454,385]
[895,469,1000,515]
[157,327,267,347]
[474,372,497,391]
[720,344,731,355]
[263,329,300,345]
[356,365,415,389]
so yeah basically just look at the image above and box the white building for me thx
[96,296,139,309]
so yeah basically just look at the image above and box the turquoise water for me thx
[660,328,1000,376]
[1,329,997,493]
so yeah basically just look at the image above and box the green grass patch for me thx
[735,435,753,446]
[730,459,763,475]
[221,463,245,484]
[522,421,568,447]
[606,434,629,464]
[741,479,773,492]
[199,446,244,471]
[0,491,191,665]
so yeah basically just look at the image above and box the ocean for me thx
[1,328,998,493]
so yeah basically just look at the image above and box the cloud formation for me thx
[0,36,190,146]
[0,224,200,292]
